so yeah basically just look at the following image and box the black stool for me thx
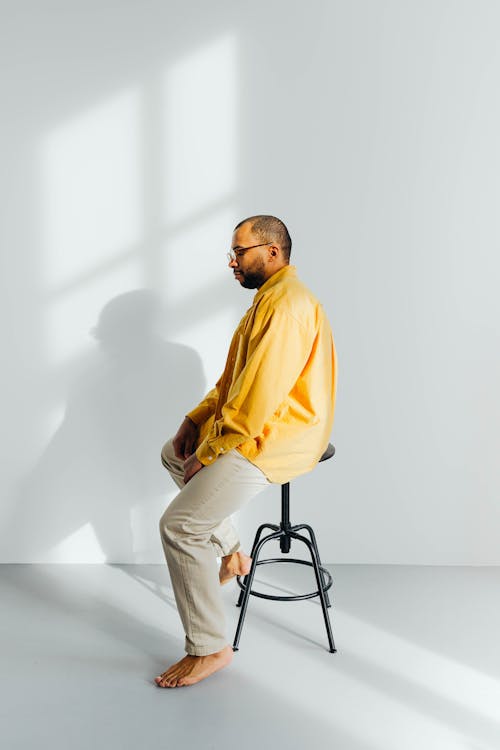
[232,443,336,653]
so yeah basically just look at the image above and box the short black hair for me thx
[234,215,292,261]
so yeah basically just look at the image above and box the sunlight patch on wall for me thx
[160,32,241,394]
[163,35,237,224]
[164,207,235,305]
[44,258,141,368]
[48,522,105,563]
[43,402,66,442]
[41,89,142,291]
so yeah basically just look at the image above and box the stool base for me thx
[232,523,337,654]
[236,557,333,601]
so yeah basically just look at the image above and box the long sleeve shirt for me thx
[186,264,337,484]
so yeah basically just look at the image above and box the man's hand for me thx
[183,453,204,484]
[173,417,199,460]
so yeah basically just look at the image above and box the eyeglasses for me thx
[227,243,271,263]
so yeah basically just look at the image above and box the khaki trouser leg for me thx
[159,438,270,656]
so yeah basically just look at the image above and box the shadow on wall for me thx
[3,289,205,563]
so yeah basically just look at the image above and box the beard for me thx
[237,259,267,289]
[239,271,266,289]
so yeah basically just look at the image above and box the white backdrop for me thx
[1,0,498,564]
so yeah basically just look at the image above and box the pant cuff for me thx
[211,538,241,557]
[185,639,229,656]
[225,541,241,556]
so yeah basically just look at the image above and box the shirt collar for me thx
[253,265,297,303]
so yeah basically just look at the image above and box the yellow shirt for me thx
[186,264,337,484]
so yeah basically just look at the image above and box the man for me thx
[156,215,337,688]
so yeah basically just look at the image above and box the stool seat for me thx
[320,442,335,462]
[232,441,337,654]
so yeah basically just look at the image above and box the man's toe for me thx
[156,673,172,687]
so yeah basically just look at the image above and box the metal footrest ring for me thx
[236,557,333,602]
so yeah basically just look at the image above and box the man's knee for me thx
[159,503,211,544]
[159,505,177,542]
[159,503,192,543]
[160,438,175,470]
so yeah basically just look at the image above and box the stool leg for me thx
[290,531,336,653]
[232,529,282,651]
[294,523,332,608]
[236,522,279,607]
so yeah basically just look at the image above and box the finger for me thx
[174,441,185,459]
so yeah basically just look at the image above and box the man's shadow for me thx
[3,289,205,563]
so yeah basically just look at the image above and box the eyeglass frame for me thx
[227,243,272,263]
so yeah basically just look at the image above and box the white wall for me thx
[1,0,498,564]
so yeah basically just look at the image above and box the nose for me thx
[228,257,238,268]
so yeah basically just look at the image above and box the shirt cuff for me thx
[195,440,220,466]
[195,434,241,465]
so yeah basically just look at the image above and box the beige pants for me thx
[159,438,271,656]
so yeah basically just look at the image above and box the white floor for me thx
[2,563,499,750]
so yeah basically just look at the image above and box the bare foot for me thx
[154,645,233,687]
[219,550,252,585]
